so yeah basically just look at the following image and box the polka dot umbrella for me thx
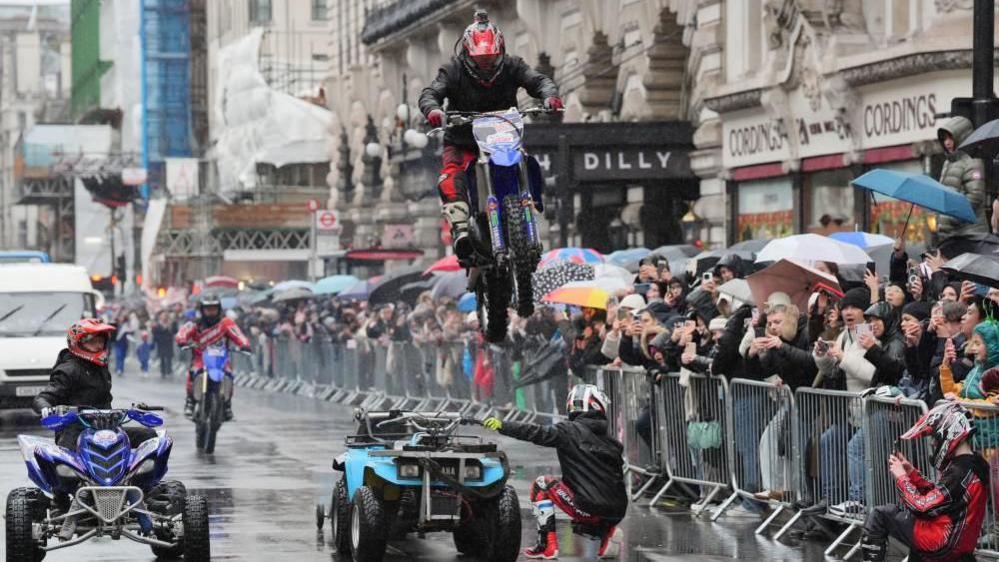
[532,262,595,304]
[538,247,605,268]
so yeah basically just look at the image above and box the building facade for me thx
[701,0,995,247]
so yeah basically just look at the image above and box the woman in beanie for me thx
[899,301,936,402]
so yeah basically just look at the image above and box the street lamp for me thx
[681,208,704,245]
[396,103,411,123]
[404,129,429,149]
[365,142,382,158]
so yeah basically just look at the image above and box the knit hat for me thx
[619,294,646,311]
[709,317,727,332]
[902,301,931,322]
[840,287,870,312]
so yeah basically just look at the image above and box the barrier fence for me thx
[205,337,999,560]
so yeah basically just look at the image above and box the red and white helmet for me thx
[460,10,505,86]
[901,401,975,470]
[67,318,116,367]
[566,384,610,418]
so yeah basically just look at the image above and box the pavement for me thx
[0,366,841,561]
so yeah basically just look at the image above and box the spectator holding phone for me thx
[600,294,645,362]
[859,303,906,387]
[814,287,872,391]
[927,301,971,403]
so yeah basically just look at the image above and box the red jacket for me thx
[175,317,250,371]
[896,453,990,561]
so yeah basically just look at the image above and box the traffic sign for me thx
[315,210,339,231]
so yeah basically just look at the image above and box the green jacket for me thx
[937,116,987,236]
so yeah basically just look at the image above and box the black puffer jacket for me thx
[419,55,559,149]
[32,349,112,414]
[746,315,816,390]
[863,308,907,387]
[499,412,628,518]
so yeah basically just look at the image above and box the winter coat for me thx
[815,327,877,392]
[711,304,753,379]
[746,315,816,390]
[499,411,628,518]
[901,330,938,402]
[936,116,988,237]
[33,349,113,413]
[419,55,559,149]
[928,332,971,404]
[862,306,907,387]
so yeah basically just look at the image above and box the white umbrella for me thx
[717,278,752,306]
[593,263,633,283]
[755,234,871,265]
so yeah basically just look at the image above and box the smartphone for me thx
[617,308,629,321]
[702,271,714,283]
[816,339,829,353]
[684,342,697,356]
[907,266,920,287]
[657,259,669,276]
[634,283,651,294]
[684,319,696,331]
[856,323,872,339]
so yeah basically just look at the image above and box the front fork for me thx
[477,155,542,257]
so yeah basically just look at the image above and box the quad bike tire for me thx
[502,195,538,318]
[349,486,387,562]
[149,481,188,559]
[453,501,490,554]
[5,487,45,562]
[182,495,211,561]
[487,485,522,562]
[330,477,351,554]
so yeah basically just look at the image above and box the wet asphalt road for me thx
[0,366,840,561]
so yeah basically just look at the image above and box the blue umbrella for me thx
[457,292,477,313]
[852,169,978,229]
[314,275,360,295]
[338,279,372,301]
[829,231,894,250]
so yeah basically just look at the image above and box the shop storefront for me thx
[718,69,987,246]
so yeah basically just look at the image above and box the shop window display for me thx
[737,178,793,241]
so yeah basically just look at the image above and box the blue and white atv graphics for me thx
[5,406,210,561]
[432,107,552,343]
[317,410,521,562]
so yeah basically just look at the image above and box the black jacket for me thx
[499,412,628,518]
[745,316,816,390]
[32,349,112,414]
[711,305,753,380]
[419,55,559,149]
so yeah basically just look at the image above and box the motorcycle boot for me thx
[525,496,559,559]
[860,533,887,562]
[443,201,474,266]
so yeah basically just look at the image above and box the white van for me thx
[0,264,100,409]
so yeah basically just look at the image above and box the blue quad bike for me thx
[432,107,554,343]
[316,410,521,562]
[5,405,210,561]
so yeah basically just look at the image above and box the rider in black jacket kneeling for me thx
[483,384,627,559]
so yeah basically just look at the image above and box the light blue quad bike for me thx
[316,410,520,562]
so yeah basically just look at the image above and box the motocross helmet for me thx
[199,296,222,327]
[566,384,610,419]
[901,401,975,470]
[67,318,116,367]
[460,10,505,86]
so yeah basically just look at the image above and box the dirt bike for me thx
[430,107,556,342]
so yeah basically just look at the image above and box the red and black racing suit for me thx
[175,317,250,396]
[866,453,989,561]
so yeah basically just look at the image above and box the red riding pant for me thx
[437,146,477,204]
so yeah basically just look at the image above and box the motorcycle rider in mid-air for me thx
[419,9,561,268]
[176,296,250,420]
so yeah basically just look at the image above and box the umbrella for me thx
[593,263,633,284]
[338,279,373,301]
[250,289,274,305]
[756,234,872,265]
[717,278,753,306]
[606,248,650,272]
[829,231,894,250]
[942,252,999,288]
[852,169,978,230]
[399,278,439,304]
[937,232,999,260]
[690,249,757,277]
[651,244,701,258]
[746,259,844,311]
[543,285,610,310]
[314,275,360,295]
[539,247,604,267]
[272,287,314,303]
[958,118,999,157]
[220,296,238,310]
[431,271,470,300]
[424,255,462,275]
[368,266,425,305]
[532,262,595,303]
[458,292,477,313]
[729,239,769,253]
[273,280,314,292]
[515,339,567,388]
[204,275,239,289]
[562,278,631,294]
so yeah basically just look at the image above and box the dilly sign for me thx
[531,148,690,182]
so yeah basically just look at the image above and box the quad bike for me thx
[431,107,556,343]
[316,410,520,562]
[6,405,209,561]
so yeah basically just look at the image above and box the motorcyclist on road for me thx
[418,9,561,265]
[32,319,157,451]
[176,296,250,421]
[860,401,989,562]
[483,384,627,560]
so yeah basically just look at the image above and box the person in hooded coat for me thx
[860,302,906,386]
[935,116,988,238]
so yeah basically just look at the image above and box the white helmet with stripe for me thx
[566,384,610,417]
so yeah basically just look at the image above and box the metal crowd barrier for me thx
[714,379,797,536]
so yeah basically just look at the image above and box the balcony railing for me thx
[360,0,464,45]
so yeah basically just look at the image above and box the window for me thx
[311,0,327,21]
[249,0,271,23]
[736,178,793,241]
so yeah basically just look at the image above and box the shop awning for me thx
[345,248,424,262]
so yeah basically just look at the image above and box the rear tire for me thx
[482,267,511,343]
[349,486,386,562]
[5,487,44,562]
[182,495,210,561]
[330,477,350,554]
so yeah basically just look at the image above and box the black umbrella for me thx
[367,266,425,305]
[958,118,999,158]
[430,271,469,300]
[937,232,999,260]
[398,278,437,305]
[688,249,757,279]
[729,239,768,253]
[942,252,999,288]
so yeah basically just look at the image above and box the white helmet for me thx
[566,384,610,417]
